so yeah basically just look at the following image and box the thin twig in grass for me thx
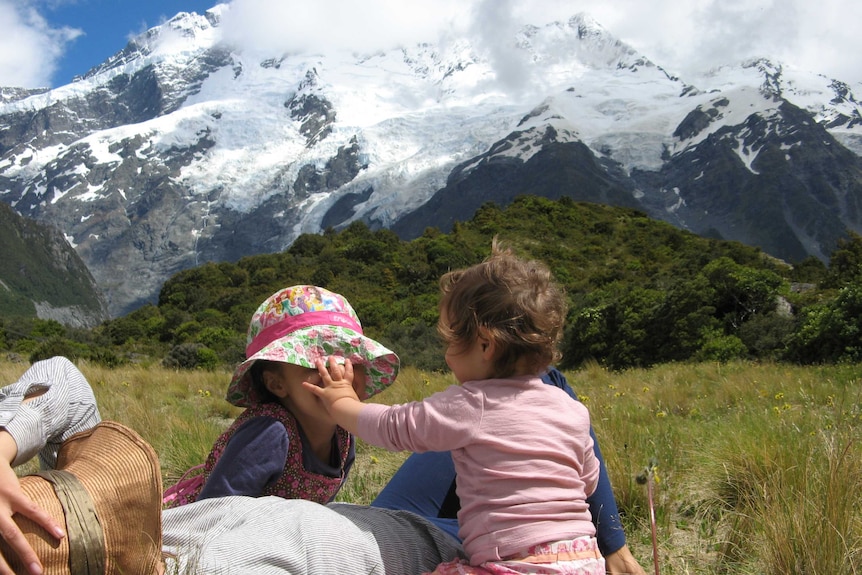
[637,458,661,575]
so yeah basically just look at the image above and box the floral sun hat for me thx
[226,285,400,407]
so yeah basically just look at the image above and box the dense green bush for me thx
[823,231,862,288]
[28,336,89,363]
[163,343,221,370]
[695,331,748,362]
[10,196,861,371]
[784,282,862,363]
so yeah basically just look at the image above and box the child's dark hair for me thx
[437,238,568,378]
[249,360,280,404]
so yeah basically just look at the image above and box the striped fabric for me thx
[162,498,464,574]
[0,356,102,468]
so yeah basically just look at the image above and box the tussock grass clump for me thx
[695,431,862,575]
[561,360,862,573]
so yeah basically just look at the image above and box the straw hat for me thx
[226,285,400,407]
[0,421,164,575]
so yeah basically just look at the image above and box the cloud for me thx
[3,0,859,90]
[216,0,860,84]
[579,0,861,81]
[791,0,862,82]
[220,0,473,57]
[0,0,82,88]
[468,0,529,92]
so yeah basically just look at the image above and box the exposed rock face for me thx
[642,100,862,263]
[0,202,108,327]
[395,100,862,268]
[287,92,337,147]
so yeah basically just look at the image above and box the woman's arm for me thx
[539,368,647,574]
[1,428,66,575]
[540,369,627,550]
[0,356,102,575]
[1,428,63,575]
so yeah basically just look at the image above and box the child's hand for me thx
[303,357,364,433]
[305,356,361,407]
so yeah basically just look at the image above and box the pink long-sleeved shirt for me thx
[358,374,599,565]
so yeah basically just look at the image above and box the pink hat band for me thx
[246,311,363,358]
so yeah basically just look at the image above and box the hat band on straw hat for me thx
[36,469,105,574]
[246,310,363,358]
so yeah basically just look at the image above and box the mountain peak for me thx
[79,6,222,83]
[567,12,612,40]
[569,12,651,71]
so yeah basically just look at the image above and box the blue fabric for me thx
[199,416,355,501]
[371,368,628,556]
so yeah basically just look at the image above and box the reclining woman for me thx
[1,356,645,575]
[0,281,645,574]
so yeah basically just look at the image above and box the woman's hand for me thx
[604,544,647,575]
[0,430,65,575]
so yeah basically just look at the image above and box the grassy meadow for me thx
[4,358,861,574]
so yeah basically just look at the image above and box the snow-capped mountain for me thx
[1,4,861,317]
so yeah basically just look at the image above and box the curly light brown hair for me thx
[437,238,568,379]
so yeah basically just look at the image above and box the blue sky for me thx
[1,0,860,90]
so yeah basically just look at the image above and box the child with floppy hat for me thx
[164,284,399,507]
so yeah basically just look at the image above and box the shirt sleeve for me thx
[197,416,289,500]
[586,426,627,554]
[0,356,101,468]
[357,387,482,453]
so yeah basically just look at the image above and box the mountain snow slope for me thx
[1,4,861,316]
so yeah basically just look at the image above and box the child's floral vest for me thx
[166,402,351,507]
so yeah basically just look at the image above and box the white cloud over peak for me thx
[1,0,860,90]
[217,0,861,85]
[219,0,473,58]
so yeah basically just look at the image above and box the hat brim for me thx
[226,325,400,407]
